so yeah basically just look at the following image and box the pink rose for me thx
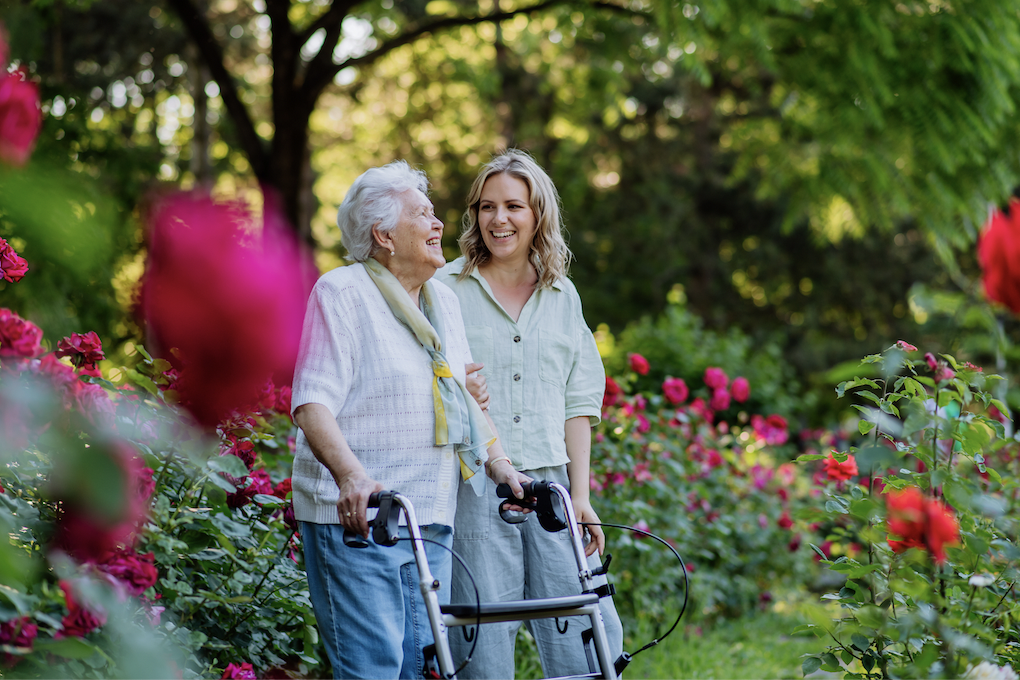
[709,387,731,411]
[730,376,750,403]
[895,340,917,352]
[703,367,728,390]
[662,377,688,405]
[0,69,41,167]
[777,511,794,529]
[221,662,258,680]
[628,353,650,375]
[751,414,789,445]
[602,376,622,408]
[55,331,105,369]
[0,616,37,667]
[0,308,42,358]
[0,237,28,283]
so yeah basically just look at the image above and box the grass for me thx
[515,597,823,679]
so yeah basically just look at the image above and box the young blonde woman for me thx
[436,150,623,679]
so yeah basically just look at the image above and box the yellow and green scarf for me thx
[364,258,495,496]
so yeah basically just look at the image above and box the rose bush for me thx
[797,344,1020,678]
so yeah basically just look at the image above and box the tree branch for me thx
[304,0,647,95]
[165,0,269,177]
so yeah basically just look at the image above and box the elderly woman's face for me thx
[388,189,446,276]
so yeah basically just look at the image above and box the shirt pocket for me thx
[464,325,494,371]
[538,328,573,387]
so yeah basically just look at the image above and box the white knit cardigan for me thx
[290,263,469,527]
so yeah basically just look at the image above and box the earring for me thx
[390,248,395,256]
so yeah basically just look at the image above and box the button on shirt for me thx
[435,257,605,471]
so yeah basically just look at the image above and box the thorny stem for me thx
[988,581,1016,617]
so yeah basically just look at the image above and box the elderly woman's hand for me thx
[486,459,534,512]
[465,362,490,411]
[336,472,385,538]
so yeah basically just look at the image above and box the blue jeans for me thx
[301,521,453,679]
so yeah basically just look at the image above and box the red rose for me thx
[885,487,959,564]
[822,453,859,482]
[703,367,728,390]
[97,548,159,597]
[57,581,106,638]
[55,331,105,369]
[0,616,38,667]
[709,387,731,412]
[221,662,258,680]
[0,308,42,358]
[0,237,28,283]
[0,69,41,167]
[139,190,316,427]
[628,353,650,375]
[730,376,750,403]
[602,376,622,408]
[662,377,688,405]
[272,477,292,499]
[777,511,794,530]
[978,199,1020,315]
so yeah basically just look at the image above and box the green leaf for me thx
[809,543,830,560]
[253,494,286,506]
[856,605,886,628]
[820,652,840,671]
[858,420,876,435]
[34,636,99,659]
[207,454,249,478]
[211,515,251,539]
[802,657,822,675]
[851,633,870,651]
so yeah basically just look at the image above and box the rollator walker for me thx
[352,480,630,679]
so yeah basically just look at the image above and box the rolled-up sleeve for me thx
[290,280,354,418]
[563,310,605,426]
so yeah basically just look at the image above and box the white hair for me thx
[337,160,430,262]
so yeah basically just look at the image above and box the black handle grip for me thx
[343,529,369,548]
[367,492,381,508]
[496,481,533,499]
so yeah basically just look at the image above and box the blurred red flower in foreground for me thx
[55,331,105,370]
[603,376,622,408]
[822,453,859,482]
[978,198,1020,315]
[139,190,315,427]
[885,486,960,564]
[628,352,650,375]
[49,440,154,563]
[0,237,28,282]
[96,548,159,597]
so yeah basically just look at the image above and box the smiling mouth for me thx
[426,238,441,246]
[492,231,515,239]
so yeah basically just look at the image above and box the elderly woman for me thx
[291,160,517,679]
[436,150,623,679]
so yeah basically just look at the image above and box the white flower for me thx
[969,573,995,588]
[963,662,1019,680]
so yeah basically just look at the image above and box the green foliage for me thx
[590,363,821,625]
[0,337,325,678]
[798,344,1020,678]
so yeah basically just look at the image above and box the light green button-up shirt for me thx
[435,257,605,471]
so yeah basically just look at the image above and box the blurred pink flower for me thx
[633,462,653,483]
[688,397,713,422]
[924,352,938,371]
[823,453,859,482]
[730,376,750,403]
[631,519,650,539]
[934,365,956,382]
[703,367,728,390]
[758,513,768,529]
[628,353,650,375]
[751,414,788,445]
[777,511,794,529]
[662,377,688,404]
[55,331,105,370]
[0,237,28,283]
[139,189,315,428]
[0,68,41,167]
[895,340,917,352]
[978,198,1020,315]
[635,413,650,433]
[709,387,730,411]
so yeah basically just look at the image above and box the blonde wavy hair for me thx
[458,150,572,289]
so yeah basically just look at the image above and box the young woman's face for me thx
[477,173,537,265]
